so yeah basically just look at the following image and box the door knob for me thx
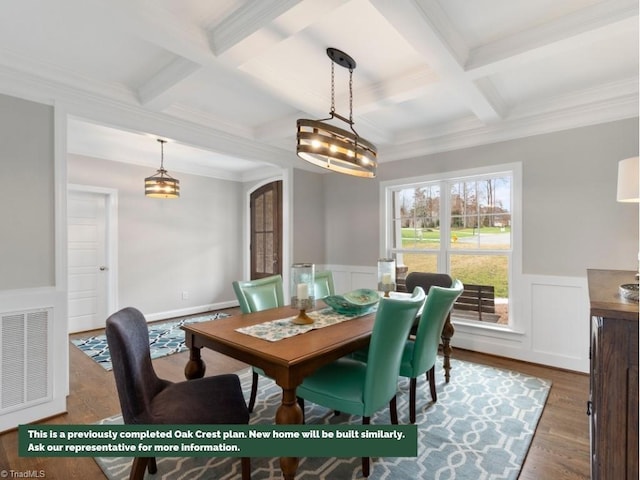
[99,266,108,271]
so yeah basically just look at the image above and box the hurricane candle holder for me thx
[377,258,396,297]
[291,263,315,324]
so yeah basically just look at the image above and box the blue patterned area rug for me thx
[95,358,551,479]
[71,313,230,370]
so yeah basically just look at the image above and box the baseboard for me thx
[143,300,239,322]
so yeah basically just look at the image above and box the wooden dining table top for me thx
[181,304,377,385]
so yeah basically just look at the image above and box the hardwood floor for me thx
[0,309,591,479]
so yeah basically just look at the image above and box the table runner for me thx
[235,307,374,342]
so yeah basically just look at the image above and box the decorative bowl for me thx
[619,283,639,302]
[323,288,380,315]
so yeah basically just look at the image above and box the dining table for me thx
[181,303,378,480]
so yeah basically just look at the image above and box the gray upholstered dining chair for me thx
[405,272,453,295]
[404,272,454,335]
[232,274,285,412]
[105,307,251,480]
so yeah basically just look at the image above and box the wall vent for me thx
[1,308,51,413]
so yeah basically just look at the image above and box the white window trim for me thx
[379,162,524,335]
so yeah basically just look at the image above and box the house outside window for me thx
[382,163,521,328]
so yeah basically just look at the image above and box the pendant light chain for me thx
[349,67,360,156]
[349,68,354,126]
[159,139,165,170]
[330,60,336,115]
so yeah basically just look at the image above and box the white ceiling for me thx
[1,0,637,181]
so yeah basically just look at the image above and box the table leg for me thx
[275,386,303,480]
[184,346,206,379]
[441,313,454,383]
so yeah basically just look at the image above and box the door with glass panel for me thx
[250,181,282,280]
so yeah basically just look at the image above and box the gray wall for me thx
[292,169,325,264]
[0,94,54,290]
[324,118,639,277]
[323,170,381,266]
[68,155,243,315]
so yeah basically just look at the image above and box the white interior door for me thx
[67,190,110,333]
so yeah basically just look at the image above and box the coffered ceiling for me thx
[1,0,637,180]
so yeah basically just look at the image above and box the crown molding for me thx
[383,92,638,162]
[0,64,295,171]
[0,48,135,104]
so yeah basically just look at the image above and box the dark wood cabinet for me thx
[587,269,638,480]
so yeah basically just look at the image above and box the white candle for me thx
[297,283,309,300]
[382,273,392,284]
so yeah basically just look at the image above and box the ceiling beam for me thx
[107,0,214,110]
[210,0,304,61]
[348,66,440,114]
[137,58,201,110]
[107,0,213,64]
[134,0,349,113]
[248,64,431,144]
[466,0,640,78]
[370,0,504,123]
[212,0,351,66]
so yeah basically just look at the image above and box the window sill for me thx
[451,317,526,337]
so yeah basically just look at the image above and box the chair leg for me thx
[409,377,417,424]
[297,396,305,424]
[389,395,398,424]
[147,457,157,474]
[129,457,149,480]
[362,456,370,478]
[248,371,259,413]
[428,365,437,402]
[362,417,370,477]
[241,457,251,480]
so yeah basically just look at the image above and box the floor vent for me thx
[1,308,51,412]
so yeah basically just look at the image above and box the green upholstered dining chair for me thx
[404,272,457,385]
[233,274,285,314]
[401,280,463,423]
[313,270,335,300]
[232,274,285,412]
[296,287,426,477]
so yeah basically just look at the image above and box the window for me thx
[383,164,520,327]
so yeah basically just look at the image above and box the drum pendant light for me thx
[144,139,180,198]
[296,48,377,178]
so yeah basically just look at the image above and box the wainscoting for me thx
[130,264,590,374]
[323,265,590,373]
